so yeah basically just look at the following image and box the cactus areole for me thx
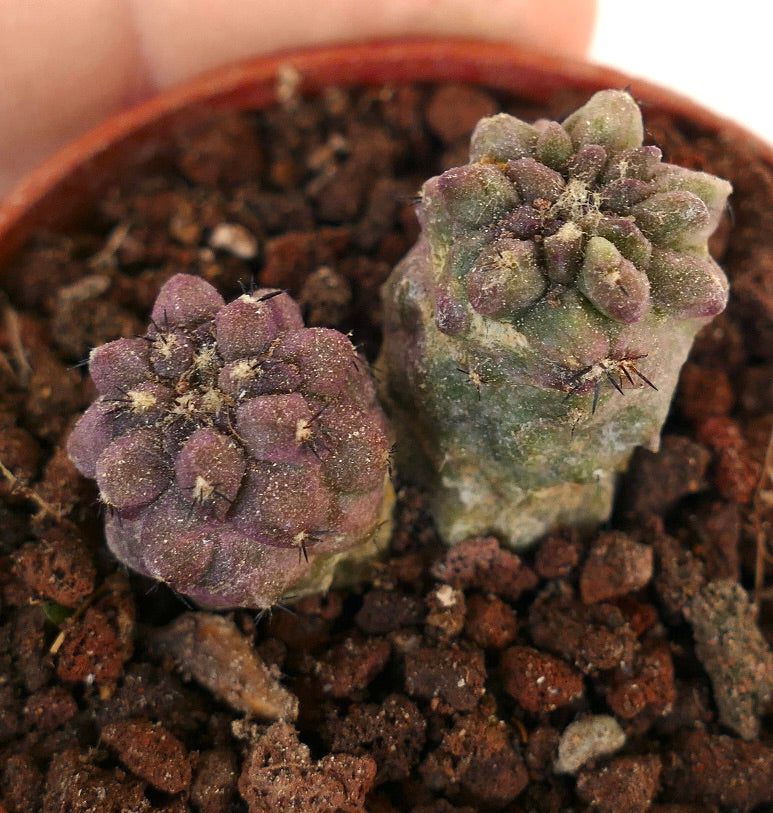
[67,274,393,609]
[380,90,731,548]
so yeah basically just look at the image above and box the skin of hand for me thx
[0,0,596,196]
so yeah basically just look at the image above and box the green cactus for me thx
[379,90,731,548]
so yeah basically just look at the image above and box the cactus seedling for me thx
[67,274,393,609]
[380,90,731,548]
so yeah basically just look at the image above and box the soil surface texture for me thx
[0,81,772,812]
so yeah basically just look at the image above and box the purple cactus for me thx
[379,90,731,548]
[68,274,393,609]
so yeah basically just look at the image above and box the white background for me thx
[591,0,771,145]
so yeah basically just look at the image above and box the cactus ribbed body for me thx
[68,274,392,608]
[380,90,730,548]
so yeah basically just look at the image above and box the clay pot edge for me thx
[1,37,771,271]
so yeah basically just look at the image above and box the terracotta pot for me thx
[1,37,771,274]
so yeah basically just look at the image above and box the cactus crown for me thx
[424,89,729,396]
[67,274,392,609]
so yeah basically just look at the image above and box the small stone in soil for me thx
[662,730,773,810]
[419,712,528,808]
[575,754,662,813]
[237,720,377,813]
[101,718,191,794]
[190,748,239,813]
[431,536,537,601]
[404,643,486,712]
[13,529,96,607]
[501,646,584,713]
[323,693,426,783]
[297,265,352,326]
[355,587,424,635]
[579,531,654,604]
[313,634,391,698]
[463,592,518,649]
[43,747,149,813]
[528,582,639,673]
[605,641,676,721]
[553,714,626,775]
[619,435,711,518]
[149,612,298,721]
[534,533,581,579]
[685,579,773,740]
[424,584,466,640]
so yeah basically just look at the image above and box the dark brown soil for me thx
[1,79,772,812]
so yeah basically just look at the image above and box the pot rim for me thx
[0,37,770,268]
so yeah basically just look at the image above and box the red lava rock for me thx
[420,713,528,808]
[689,499,741,581]
[13,529,96,607]
[238,720,377,813]
[575,754,662,813]
[739,362,773,414]
[412,803,477,813]
[294,591,345,621]
[678,362,734,421]
[425,85,499,144]
[404,643,486,712]
[42,747,149,813]
[22,685,77,732]
[264,605,332,655]
[355,587,424,635]
[176,112,265,187]
[464,593,518,649]
[649,524,706,618]
[1,752,44,813]
[2,81,772,813]
[662,731,773,810]
[54,575,134,690]
[96,662,208,737]
[605,642,676,721]
[431,536,538,602]
[312,125,399,223]
[381,550,428,588]
[524,725,561,778]
[51,280,144,361]
[314,635,391,698]
[190,748,239,813]
[101,718,191,794]
[655,679,715,738]
[12,604,53,692]
[324,693,426,783]
[23,349,86,442]
[0,425,42,501]
[355,176,416,252]
[534,533,581,579]
[34,442,95,519]
[528,583,638,674]
[297,265,352,327]
[620,435,711,518]
[609,595,658,637]
[501,646,584,713]
[695,416,761,503]
[261,227,351,291]
[425,584,466,640]
[579,532,654,604]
